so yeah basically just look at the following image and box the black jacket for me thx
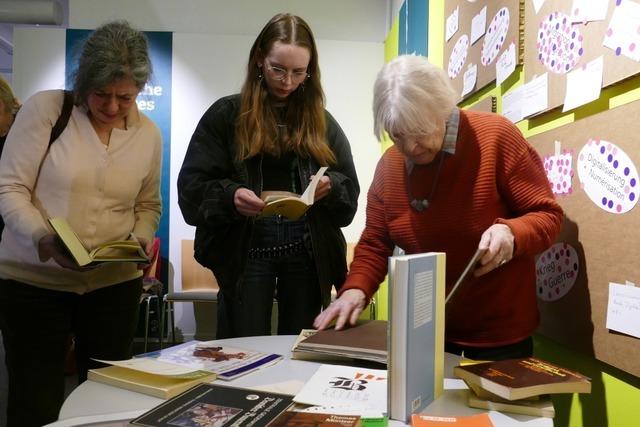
[177,95,360,306]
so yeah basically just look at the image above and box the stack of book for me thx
[453,356,592,418]
[291,320,387,364]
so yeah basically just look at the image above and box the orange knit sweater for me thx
[342,109,563,347]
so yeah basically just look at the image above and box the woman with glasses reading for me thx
[178,13,359,338]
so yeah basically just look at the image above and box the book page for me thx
[48,217,93,266]
[300,166,328,205]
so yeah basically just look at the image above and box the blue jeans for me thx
[217,216,320,338]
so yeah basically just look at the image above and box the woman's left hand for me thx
[474,223,515,276]
[313,176,332,202]
[136,236,151,270]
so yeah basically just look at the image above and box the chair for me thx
[160,239,219,348]
[140,237,162,352]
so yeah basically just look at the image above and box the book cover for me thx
[259,166,328,220]
[466,387,555,418]
[138,340,283,381]
[293,320,387,364]
[48,217,149,266]
[87,365,217,399]
[411,413,493,427]
[269,411,361,427]
[293,364,387,414]
[453,357,591,400]
[130,383,294,427]
[387,252,446,423]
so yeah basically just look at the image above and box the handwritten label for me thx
[481,7,510,66]
[536,243,579,302]
[577,139,639,214]
[606,283,640,338]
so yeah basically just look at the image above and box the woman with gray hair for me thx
[0,21,161,426]
[315,54,563,361]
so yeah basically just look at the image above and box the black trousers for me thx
[445,336,534,361]
[0,277,142,427]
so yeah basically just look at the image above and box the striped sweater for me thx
[342,109,563,347]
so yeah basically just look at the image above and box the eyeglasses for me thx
[264,60,310,83]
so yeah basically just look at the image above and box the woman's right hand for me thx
[38,234,88,271]
[234,187,266,216]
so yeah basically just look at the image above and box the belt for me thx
[248,240,305,259]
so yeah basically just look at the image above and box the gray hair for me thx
[373,54,457,141]
[72,20,151,105]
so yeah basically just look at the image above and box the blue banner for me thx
[65,29,172,276]
[399,0,428,56]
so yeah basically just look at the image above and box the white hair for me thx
[373,54,457,141]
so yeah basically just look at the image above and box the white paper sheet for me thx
[606,283,640,338]
[496,42,517,85]
[532,0,546,14]
[470,6,487,45]
[462,63,478,96]
[522,73,549,118]
[502,85,524,123]
[603,0,640,62]
[571,0,609,23]
[446,7,459,41]
[563,56,603,112]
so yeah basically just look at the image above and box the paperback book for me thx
[466,386,555,418]
[49,217,149,266]
[293,364,387,414]
[292,320,387,364]
[87,365,216,399]
[387,252,446,422]
[259,166,328,220]
[453,357,591,401]
[411,413,493,427]
[130,383,294,427]
[137,340,283,381]
[269,411,361,427]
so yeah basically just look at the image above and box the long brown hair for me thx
[236,13,336,165]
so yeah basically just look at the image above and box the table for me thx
[52,335,552,426]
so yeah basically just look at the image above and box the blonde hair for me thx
[0,75,19,114]
[235,13,336,165]
[373,54,457,141]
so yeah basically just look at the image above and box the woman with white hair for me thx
[315,54,563,361]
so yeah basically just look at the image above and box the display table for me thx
[51,335,552,426]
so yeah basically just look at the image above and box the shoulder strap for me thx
[49,90,74,146]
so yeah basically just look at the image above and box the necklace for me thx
[406,151,446,212]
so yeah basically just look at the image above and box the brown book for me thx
[453,357,591,400]
[269,411,360,427]
[293,320,387,364]
[467,387,555,418]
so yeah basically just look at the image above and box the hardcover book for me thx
[87,365,217,399]
[48,217,149,266]
[137,340,283,381]
[259,166,328,220]
[293,364,387,414]
[269,411,361,427]
[130,383,294,427]
[466,386,555,418]
[387,252,446,423]
[292,320,387,364]
[453,357,591,401]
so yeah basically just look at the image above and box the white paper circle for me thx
[577,139,639,214]
[448,34,469,79]
[536,243,579,302]
[481,7,509,66]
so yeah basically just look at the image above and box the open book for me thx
[48,217,149,266]
[259,166,328,220]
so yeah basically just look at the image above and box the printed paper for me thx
[543,141,574,196]
[537,11,584,74]
[502,86,524,123]
[522,73,549,118]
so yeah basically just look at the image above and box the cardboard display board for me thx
[444,0,523,101]
[528,100,640,377]
[524,0,640,116]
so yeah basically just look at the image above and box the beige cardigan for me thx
[0,90,162,293]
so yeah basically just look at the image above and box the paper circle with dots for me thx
[536,243,579,302]
[544,150,574,196]
[536,12,583,74]
[577,139,638,214]
[448,34,469,79]
[481,7,509,66]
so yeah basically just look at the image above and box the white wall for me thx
[13,1,386,339]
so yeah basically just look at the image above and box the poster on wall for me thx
[528,99,640,378]
[65,30,173,270]
[524,0,640,116]
[444,0,523,101]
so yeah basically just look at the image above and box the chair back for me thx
[181,239,219,292]
[346,242,356,271]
